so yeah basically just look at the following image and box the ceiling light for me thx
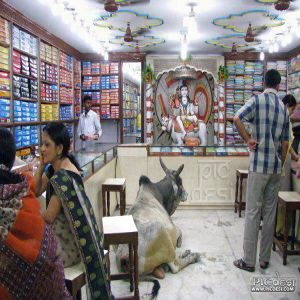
[104,51,109,61]
[273,41,279,52]
[260,48,265,61]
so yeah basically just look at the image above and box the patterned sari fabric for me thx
[49,169,112,300]
[0,173,70,300]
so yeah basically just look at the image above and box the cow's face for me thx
[160,158,188,215]
[170,171,187,203]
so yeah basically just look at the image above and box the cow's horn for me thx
[175,164,184,176]
[159,157,169,174]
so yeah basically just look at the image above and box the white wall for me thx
[117,146,249,208]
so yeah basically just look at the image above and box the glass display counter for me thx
[74,143,117,180]
[147,145,249,157]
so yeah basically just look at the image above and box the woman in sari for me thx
[34,122,112,300]
[0,127,70,300]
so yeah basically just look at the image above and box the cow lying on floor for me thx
[116,158,200,281]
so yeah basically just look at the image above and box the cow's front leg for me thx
[167,252,200,273]
[176,226,182,248]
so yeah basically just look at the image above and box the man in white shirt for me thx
[78,95,102,147]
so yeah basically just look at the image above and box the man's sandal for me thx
[233,259,255,272]
[259,261,269,269]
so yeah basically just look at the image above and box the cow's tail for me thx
[140,276,160,299]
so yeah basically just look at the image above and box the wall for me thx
[117,146,249,208]
[146,54,224,80]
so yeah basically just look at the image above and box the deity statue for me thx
[161,84,207,146]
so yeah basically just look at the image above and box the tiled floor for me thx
[85,209,300,299]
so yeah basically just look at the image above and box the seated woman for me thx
[34,122,112,300]
[0,127,70,299]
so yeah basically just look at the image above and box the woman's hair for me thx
[43,122,82,171]
[282,94,297,108]
[0,127,22,184]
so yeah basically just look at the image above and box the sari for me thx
[49,169,112,300]
[0,171,70,300]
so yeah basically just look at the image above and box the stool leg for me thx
[107,191,110,217]
[291,210,296,251]
[273,203,278,251]
[235,175,239,213]
[283,206,288,265]
[129,243,134,292]
[239,177,243,218]
[120,188,126,216]
[133,239,139,300]
[76,289,82,300]
[102,189,106,217]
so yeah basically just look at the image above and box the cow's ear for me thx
[175,164,184,176]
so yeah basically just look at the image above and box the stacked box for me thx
[74,59,81,89]
[59,87,72,104]
[82,76,92,90]
[13,75,38,100]
[101,63,110,75]
[110,75,119,89]
[12,26,37,56]
[60,68,72,87]
[83,91,100,105]
[101,90,110,105]
[74,89,81,118]
[0,98,10,122]
[82,61,92,75]
[41,84,58,102]
[110,62,119,74]
[0,17,9,45]
[0,71,10,93]
[14,125,39,148]
[0,46,9,71]
[64,123,73,139]
[40,41,58,64]
[101,104,110,118]
[60,105,72,120]
[40,62,58,83]
[110,105,119,118]
[14,100,38,122]
[59,52,72,71]
[110,90,118,104]
[41,103,59,121]
[100,76,110,89]
[13,50,38,78]
[91,62,100,74]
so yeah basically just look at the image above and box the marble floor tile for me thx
[82,209,300,300]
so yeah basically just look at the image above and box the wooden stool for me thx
[273,191,300,265]
[234,169,248,217]
[65,250,109,299]
[102,178,126,216]
[103,215,139,300]
[65,263,85,300]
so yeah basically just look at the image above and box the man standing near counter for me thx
[78,95,102,149]
[233,69,290,272]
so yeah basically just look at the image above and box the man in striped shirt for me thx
[233,69,290,272]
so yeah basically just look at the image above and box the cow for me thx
[116,158,200,286]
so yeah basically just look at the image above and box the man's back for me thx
[236,89,289,174]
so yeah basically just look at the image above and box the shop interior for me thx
[1,0,300,299]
